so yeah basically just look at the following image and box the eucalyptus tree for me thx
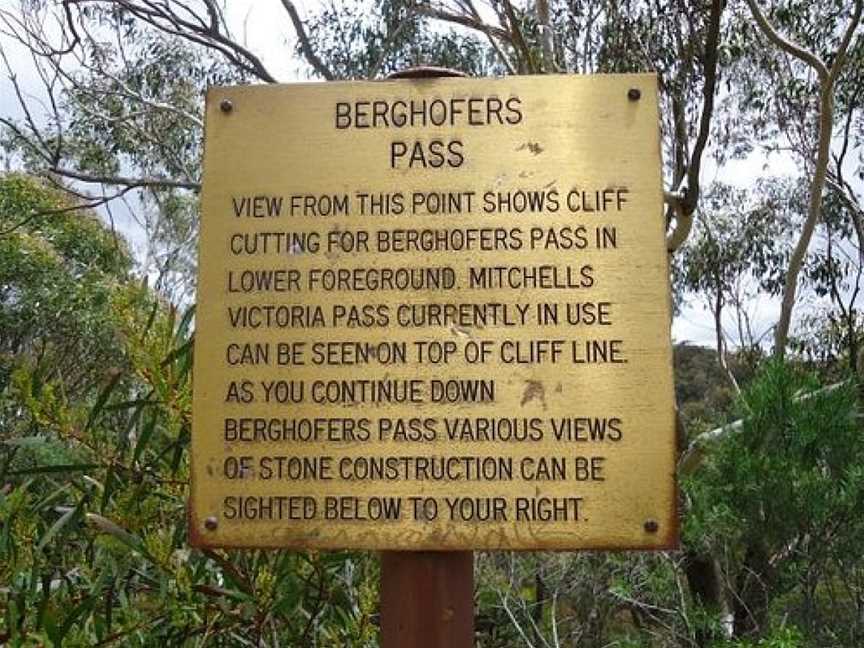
[675,179,802,388]
[724,0,863,358]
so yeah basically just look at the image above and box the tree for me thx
[686,362,864,641]
[0,172,133,413]
[0,0,723,295]
[675,178,803,390]
[734,0,863,356]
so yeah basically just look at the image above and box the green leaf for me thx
[174,304,196,342]
[2,436,47,448]
[37,504,80,552]
[85,513,156,563]
[140,294,160,341]
[133,410,158,463]
[160,337,193,369]
[85,371,124,432]
[7,463,99,476]
[58,595,97,643]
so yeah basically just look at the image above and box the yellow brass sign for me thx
[190,74,676,550]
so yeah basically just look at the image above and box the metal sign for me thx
[190,74,677,550]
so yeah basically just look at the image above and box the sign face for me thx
[190,74,677,550]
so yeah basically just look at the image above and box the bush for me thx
[686,361,864,644]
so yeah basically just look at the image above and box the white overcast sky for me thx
[0,1,820,349]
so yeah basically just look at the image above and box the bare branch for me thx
[280,0,335,81]
[48,166,200,191]
[0,45,52,160]
[416,5,513,43]
[0,184,138,237]
[56,0,82,56]
[68,0,278,83]
[744,0,863,356]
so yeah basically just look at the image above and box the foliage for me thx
[302,0,499,79]
[0,173,132,408]
[0,176,376,646]
[685,361,864,643]
[676,180,801,308]
[674,343,747,427]
[716,626,805,648]
[475,551,694,647]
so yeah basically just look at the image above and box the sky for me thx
[0,0,822,350]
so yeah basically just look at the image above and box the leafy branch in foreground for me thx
[0,174,377,646]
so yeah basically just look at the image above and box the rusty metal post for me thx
[379,65,473,648]
[380,551,474,647]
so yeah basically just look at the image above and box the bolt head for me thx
[627,88,641,101]
[643,519,659,533]
[219,99,233,113]
[204,516,218,531]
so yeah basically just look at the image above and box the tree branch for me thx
[744,0,863,356]
[665,190,693,252]
[416,6,513,43]
[280,0,335,80]
[69,0,278,83]
[743,0,828,82]
[502,0,535,72]
[826,0,863,88]
[825,176,864,261]
[461,0,517,74]
[48,166,200,192]
[682,0,724,217]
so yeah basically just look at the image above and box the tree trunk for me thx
[684,550,732,646]
[733,543,773,638]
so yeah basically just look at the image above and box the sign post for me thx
[380,550,473,646]
[376,67,474,648]
[190,71,677,643]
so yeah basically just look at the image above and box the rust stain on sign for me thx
[190,74,677,551]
